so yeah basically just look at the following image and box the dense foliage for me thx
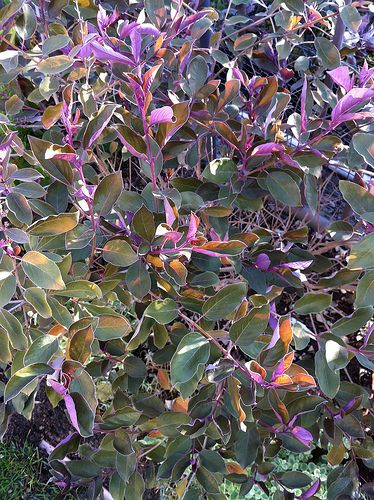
[0,0,373,498]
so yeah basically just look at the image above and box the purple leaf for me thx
[251,143,285,156]
[162,231,183,245]
[301,76,308,133]
[300,479,321,499]
[120,21,160,39]
[186,212,199,242]
[149,106,175,126]
[255,253,271,271]
[0,131,15,162]
[327,66,353,92]
[291,426,313,446]
[47,378,67,396]
[130,29,142,64]
[331,87,374,126]
[97,5,118,34]
[64,393,80,432]
[359,60,374,86]
[164,197,176,226]
[90,41,135,67]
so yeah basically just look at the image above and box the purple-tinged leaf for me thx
[149,106,174,126]
[130,29,142,64]
[90,41,135,67]
[97,5,118,34]
[48,378,67,396]
[331,87,374,126]
[0,131,16,162]
[64,393,80,432]
[256,253,271,271]
[291,426,313,446]
[300,479,321,499]
[120,21,160,39]
[300,76,308,133]
[164,198,176,226]
[251,143,285,156]
[327,66,353,92]
[359,60,374,86]
[186,212,199,242]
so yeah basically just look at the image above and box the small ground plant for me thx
[0,0,373,498]
[0,440,60,499]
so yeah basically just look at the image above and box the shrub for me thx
[0,0,373,498]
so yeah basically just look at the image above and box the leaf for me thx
[95,315,132,341]
[348,233,374,270]
[315,37,341,70]
[24,287,52,318]
[335,414,364,438]
[187,56,208,95]
[42,34,70,55]
[294,293,332,314]
[315,348,340,398]
[283,0,304,14]
[6,192,32,224]
[37,55,74,75]
[0,309,27,351]
[145,0,166,28]
[126,261,151,300]
[83,104,118,149]
[21,251,65,290]
[5,95,24,115]
[0,50,18,73]
[355,271,374,308]
[234,33,257,51]
[278,471,312,489]
[116,125,147,159]
[93,172,123,216]
[196,466,220,494]
[332,306,373,336]
[170,333,210,398]
[234,424,260,468]
[145,298,178,324]
[132,205,155,241]
[28,212,79,236]
[0,271,16,308]
[266,171,301,207]
[24,335,58,365]
[340,180,374,223]
[193,240,246,257]
[230,304,269,349]
[125,471,145,499]
[41,102,63,129]
[66,392,94,437]
[203,283,247,320]
[4,363,54,403]
[325,340,349,371]
[341,5,362,33]
[352,133,374,168]
[100,406,141,430]
[202,158,236,184]
[29,137,74,185]
[53,280,102,299]
[102,239,138,267]
[305,173,318,215]
[67,324,94,364]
